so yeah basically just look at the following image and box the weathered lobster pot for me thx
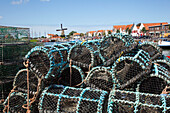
[58,65,85,87]
[25,46,68,79]
[108,89,170,113]
[137,63,170,94]
[38,85,108,113]
[153,59,170,73]
[99,36,136,66]
[68,43,102,71]
[139,41,162,60]
[13,69,40,97]
[112,49,152,89]
[3,92,27,113]
[85,66,115,92]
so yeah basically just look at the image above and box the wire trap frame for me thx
[85,66,115,92]
[68,43,101,70]
[3,92,27,113]
[38,85,108,113]
[112,49,152,89]
[13,69,40,97]
[153,59,170,73]
[58,65,85,87]
[137,63,170,94]
[99,36,136,66]
[25,46,67,79]
[107,89,170,113]
[139,41,162,60]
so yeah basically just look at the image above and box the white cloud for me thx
[40,0,50,2]
[11,0,30,5]
[0,16,3,19]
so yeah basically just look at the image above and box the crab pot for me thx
[82,40,100,52]
[85,66,114,92]
[52,44,66,49]
[139,41,162,60]
[112,50,152,89]
[58,65,85,87]
[39,85,108,113]
[108,89,170,113]
[99,36,136,66]
[68,43,101,71]
[25,46,67,79]
[137,64,170,94]
[3,92,27,113]
[154,59,170,73]
[13,69,39,97]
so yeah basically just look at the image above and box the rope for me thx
[118,51,124,62]
[3,86,17,113]
[161,86,170,94]
[74,64,92,87]
[23,60,31,113]
[69,59,72,86]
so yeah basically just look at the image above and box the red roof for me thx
[73,33,81,36]
[143,22,168,30]
[113,24,133,31]
[87,31,96,34]
[97,30,105,32]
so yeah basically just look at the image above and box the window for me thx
[162,26,165,29]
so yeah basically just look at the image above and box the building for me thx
[86,31,96,37]
[105,30,113,36]
[0,25,30,39]
[73,33,81,39]
[113,24,133,35]
[96,30,105,36]
[148,23,170,37]
[136,22,168,36]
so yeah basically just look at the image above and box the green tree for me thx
[98,33,101,36]
[80,33,84,37]
[126,28,129,33]
[108,30,112,35]
[141,27,147,34]
[169,25,170,30]
[128,29,132,35]
[103,32,106,36]
[116,29,120,33]
[69,31,77,36]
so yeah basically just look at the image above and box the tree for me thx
[169,25,170,30]
[128,29,132,35]
[141,27,147,34]
[98,33,101,36]
[103,32,106,36]
[80,33,84,37]
[126,28,129,33]
[108,30,112,35]
[69,31,77,36]
[116,29,120,33]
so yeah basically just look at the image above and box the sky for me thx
[0,0,170,37]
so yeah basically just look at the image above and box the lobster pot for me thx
[137,64,170,94]
[68,43,101,70]
[154,59,170,73]
[3,92,27,113]
[108,89,170,113]
[58,65,85,87]
[99,36,135,66]
[122,35,136,46]
[61,43,72,48]
[52,44,66,49]
[112,50,152,89]
[25,46,64,79]
[13,69,39,97]
[39,85,108,113]
[139,41,162,60]
[85,66,114,92]
[82,40,100,52]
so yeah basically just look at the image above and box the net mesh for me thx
[3,92,26,113]
[58,65,84,87]
[13,69,39,96]
[85,67,114,92]
[139,42,162,60]
[39,85,108,113]
[108,89,170,113]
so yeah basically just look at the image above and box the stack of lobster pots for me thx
[3,35,170,113]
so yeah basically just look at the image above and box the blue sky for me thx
[0,0,170,36]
